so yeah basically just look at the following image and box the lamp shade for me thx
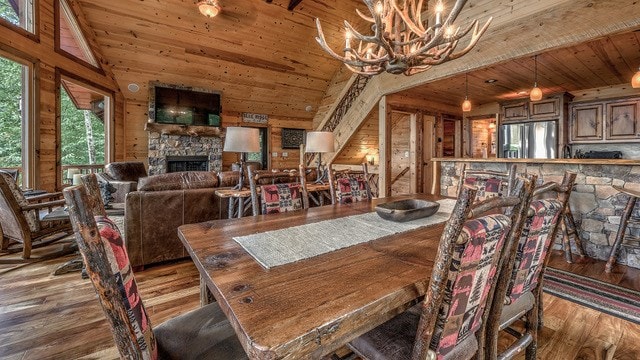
[632,68,640,88]
[223,127,260,153]
[462,98,472,112]
[305,131,335,153]
[530,85,543,102]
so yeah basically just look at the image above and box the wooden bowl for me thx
[375,199,440,222]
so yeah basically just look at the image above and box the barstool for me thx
[605,186,640,273]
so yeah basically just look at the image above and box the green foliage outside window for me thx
[0,1,19,26]
[0,56,23,167]
[60,88,105,166]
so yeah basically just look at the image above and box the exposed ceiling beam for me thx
[288,0,303,11]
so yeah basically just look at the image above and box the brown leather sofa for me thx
[124,170,238,268]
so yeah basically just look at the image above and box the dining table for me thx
[177,194,449,359]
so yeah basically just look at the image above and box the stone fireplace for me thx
[147,126,223,175]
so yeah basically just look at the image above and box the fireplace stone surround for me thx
[147,130,223,175]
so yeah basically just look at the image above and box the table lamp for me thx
[224,127,260,189]
[305,131,335,183]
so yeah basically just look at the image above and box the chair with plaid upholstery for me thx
[63,177,248,360]
[459,163,517,202]
[248,166,309,216]
[328,164,372,205]
[484,171,576,360]
[347,174,536,360]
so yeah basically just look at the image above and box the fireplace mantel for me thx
[145,122,222,137]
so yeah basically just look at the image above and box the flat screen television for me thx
[149,83,221,126]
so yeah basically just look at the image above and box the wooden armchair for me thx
[328,164,372,205]
[248,166,309,216]
[348,174,536,360]
[0,172,73,260]
[460,163,517,202]
[62,179,248,359]
[484,171,576,360]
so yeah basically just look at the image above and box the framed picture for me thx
[281,128,306,149]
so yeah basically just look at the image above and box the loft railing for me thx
[321,74,370,132]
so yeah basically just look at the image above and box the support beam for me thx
[288,0,303,11]
[378,96,392,198]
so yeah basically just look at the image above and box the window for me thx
[0,0,35,33]
[57,0,98,67]
[0,53,33,187]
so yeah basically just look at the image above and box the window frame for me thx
[54,0,104,73]
[0,0,39,41]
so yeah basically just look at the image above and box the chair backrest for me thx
[248,166,309,216]
[500,171,577,304]
[413,174,536,359]
[0,168,20,182]
[0,171,39,241]
[328,164,372,205]
[105,162,148,182]
[460,163,517,202]
[63,182,157,359]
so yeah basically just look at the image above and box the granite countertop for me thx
[431,158,640,166]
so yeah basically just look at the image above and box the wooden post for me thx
[378,96,392,198]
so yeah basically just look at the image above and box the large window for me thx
[57,0,98,67]
[0,54,31,187]
[0,0,35,33]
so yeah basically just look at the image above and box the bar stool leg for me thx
[605,196,637,273]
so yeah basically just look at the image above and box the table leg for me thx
[228,197,236,219]
[237,197,245,219]
[199,275,216,306]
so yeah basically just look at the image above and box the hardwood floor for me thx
[1,250,639,359]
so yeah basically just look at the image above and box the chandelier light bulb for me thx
[375,2,384,14]
[632,67,640,88]
[198,0,220,18]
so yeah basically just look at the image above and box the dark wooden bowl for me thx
[375,199,440,222]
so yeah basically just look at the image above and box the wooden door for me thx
[571,103,603,141]
[607,100,639,140]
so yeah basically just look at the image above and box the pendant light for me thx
[530,55,543,101]
[462,73,472,112]
[632,66,640,88]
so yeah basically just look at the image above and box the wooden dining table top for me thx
[177,194,446,359]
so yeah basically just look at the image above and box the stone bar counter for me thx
[433,157,640,268]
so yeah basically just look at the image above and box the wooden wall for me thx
[390,112,411,195]
[0,0,123,191]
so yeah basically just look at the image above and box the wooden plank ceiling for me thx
[75,0,368,120]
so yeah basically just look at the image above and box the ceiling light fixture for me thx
[632,66,640,88]
[462,73,471,112]
[485,79,497,84]
[315,0,492,76]
[530,55,543,101]
[198,0,220,18]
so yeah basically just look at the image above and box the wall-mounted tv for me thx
[148,82,221,126]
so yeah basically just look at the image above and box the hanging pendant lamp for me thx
[632,66,640,88]
[530,55,543,101]
[462,73,471,112]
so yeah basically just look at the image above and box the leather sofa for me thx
[124,170,238,268]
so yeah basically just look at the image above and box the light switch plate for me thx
[282,152,288,157]
[272,152,278,157]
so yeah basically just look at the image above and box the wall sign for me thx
[242,112,269,124]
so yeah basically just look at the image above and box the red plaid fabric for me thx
[260,183,303,214]
[506,199,563,303]
[464,177,503,202]
[95,216,158,359]
[336,177,369,204]
[430,214,511,358]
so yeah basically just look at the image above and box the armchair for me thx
[0,172,73,260]
[101,162,148,203]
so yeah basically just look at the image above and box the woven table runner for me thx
[234,198,456,269]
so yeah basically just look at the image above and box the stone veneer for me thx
[439,160,640,268]
[147,131,223,175]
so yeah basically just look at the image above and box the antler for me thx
[315,0,492,76]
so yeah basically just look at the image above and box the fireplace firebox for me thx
[166,156,209,173]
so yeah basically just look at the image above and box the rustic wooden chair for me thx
[484,171,576,360]
[459,163,517,202]
[248,166,309,216]
[348,175,536,360]
[0,171,73,260]
[299,164,330,207]
[327,164,372,205]
[62,181,248,360]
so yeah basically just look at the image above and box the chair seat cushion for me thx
[349,304,478,360]
[499,291,535,330]
[154,302,247,360]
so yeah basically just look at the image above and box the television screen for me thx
[154,86,221,126]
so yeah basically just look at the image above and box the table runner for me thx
[234,198,456,269]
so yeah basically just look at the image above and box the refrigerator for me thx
[498,120,557,159]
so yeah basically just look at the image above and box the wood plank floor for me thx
[1,250,639,359]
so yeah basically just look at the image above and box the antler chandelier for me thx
[315,0,492,76]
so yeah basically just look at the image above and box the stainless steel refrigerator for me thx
[498,120,557,159]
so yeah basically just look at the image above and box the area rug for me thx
[543,267,640,324]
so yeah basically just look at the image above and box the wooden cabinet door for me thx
[502,101,528,122]
[530,98,559,119]
[571,103,603,141]
[606,100,640,140]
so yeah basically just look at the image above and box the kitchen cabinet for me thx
[571,103,603,141]
[501,101,528,122]
[607,100,640,140]
[530,98,560,119]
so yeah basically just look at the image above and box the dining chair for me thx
[327,163,372,205]
[459,163,517,202]
[63,179,248,360]
[248,166,309,216]
[484,171,577,360]
[348,174,536,360]
[0,171,73,260]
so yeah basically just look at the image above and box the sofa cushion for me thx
[138,172,219,191]
[105,162,148,182]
